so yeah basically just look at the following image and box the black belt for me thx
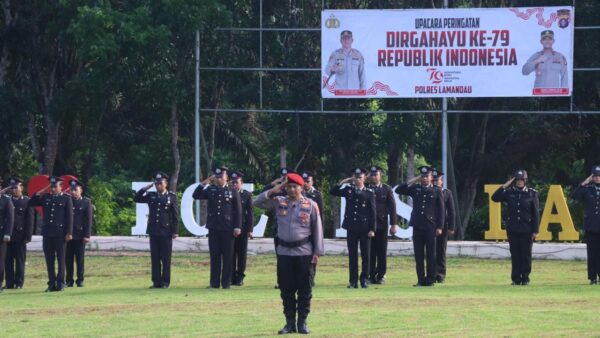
[276,236,311,248]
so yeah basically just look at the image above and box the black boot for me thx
[278,317,296,334]
[297,316,310,334]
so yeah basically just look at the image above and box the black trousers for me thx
[0,242,6,286]
[42,236,66,288]
[585,232,600,281]
[347,231,370,284]
[149,235,172,287]
[507,232,533,283]
[232,232,248,283]
[277,254,313,319]
[5,241,27,288]
[369,227,388,280]
[435,232,448,279]
[208,230,234,288]
[66,239,86,284]
[413,228,436,285]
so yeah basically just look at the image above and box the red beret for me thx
[286,173,304,186]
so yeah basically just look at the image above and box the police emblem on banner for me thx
[325,14,340,29]
[557,9,570,29]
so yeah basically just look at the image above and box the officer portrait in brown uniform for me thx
[325,30,366,90]
[522,30,568,89]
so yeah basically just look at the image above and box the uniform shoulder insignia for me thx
[530,188,537,193]
[168,191,176,195]
[83,196,91,201]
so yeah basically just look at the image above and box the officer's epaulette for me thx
[529,188,537,193]
[168,191,177,196]
[365,187,374,192]
[83,196,91,201]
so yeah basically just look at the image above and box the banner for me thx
[321,7,574,98]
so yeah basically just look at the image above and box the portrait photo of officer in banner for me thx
[522,30,568,89]
[324,30,366,91]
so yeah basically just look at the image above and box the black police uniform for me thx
[571,167,600,283]
[232,184,253,285]
[491,180,540,285]
[29,178,73,291]
[0,193,15,291]
[395,178,445,286]
[435,180,456,283]
[66,186,93,287]
[5,190,34,289]
[367,180,397,283]
[330,179,376,287]
[193,172,242,289]
[302,171,325,287]
[134,175,179,288]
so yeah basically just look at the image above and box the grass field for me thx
[1,252,599,337]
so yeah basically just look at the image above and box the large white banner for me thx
[321,7,574,98]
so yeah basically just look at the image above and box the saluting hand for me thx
[582,175,593,186]
[407,176,420,185]
[502,177,515,189]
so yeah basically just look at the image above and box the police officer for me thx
[253,173,324,335]
[29,176,73,292]
[229,171,253,286]
[0,180,15,293]
[331,167,376,289]
[366,165,397,285]
[301,171,324,224]
[134,172,179,289]
[432,169,456,283]
[301,171,324,287]
[4,177,34,289]
[522,30,568,89]
[571,165,600,284]
[65,179,93,287]
[193,167,242,289]
[395,166,444,287]
[491,170,540,285]
[325,30,366,90]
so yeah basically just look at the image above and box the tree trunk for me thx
[406,144,415,180]
[43,115,60,175]
[386,143,403,186]
[169,101,181,192]
[457,115,489,238]
[280,144,287,169]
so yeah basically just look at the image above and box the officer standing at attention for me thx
[229,171,253,286]
[331,167,376,289]
[254,173,324,335]
[432,169,456,283]
[301,171,324,287]
[491,170,540,285]
[134,172,179,289]
[0,180,15,293]
[522,30,568,89]
[65,179,93,287]
[395,166,444,287]
[193,167,242,289]
[366,165,398,285]
[571,165,600,284]
[4,177,34,289]
[29,176,73,292]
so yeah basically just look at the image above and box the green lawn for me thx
[1,252,599,337]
